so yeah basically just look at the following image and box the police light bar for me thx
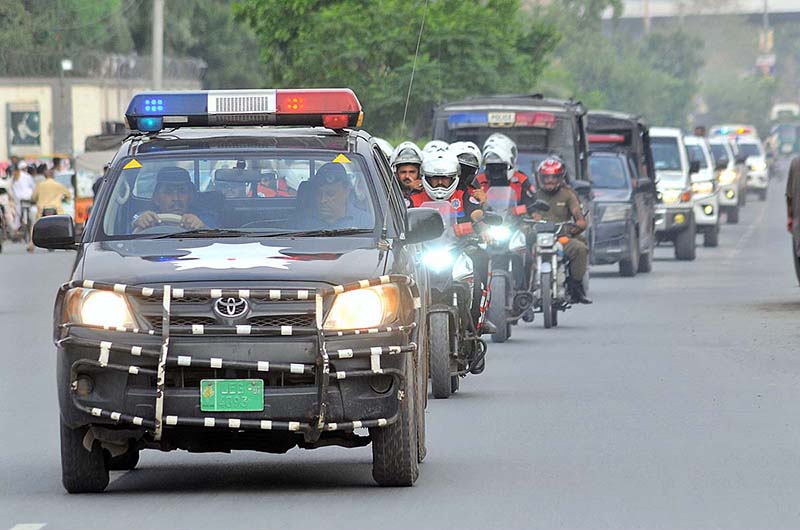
[125,89,363,132]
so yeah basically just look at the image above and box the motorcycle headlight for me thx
[750,160,767,172]
[323,285,400,331]
[601,203,630,223]
[509,230,527,251]
[718,169,737,185]
[488,225,511,242]
[422,247,455,272]
[64,288,135,328]
[537,232,555,247]
[452,254,473,281]
[691,180,714,195]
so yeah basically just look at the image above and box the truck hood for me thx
[76,237,389,286]
[655,170,687,190]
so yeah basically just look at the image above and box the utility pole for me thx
[152,0,164,89]
[643,0,651,34]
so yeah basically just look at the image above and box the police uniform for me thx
[787,157,800,269]
[537,185,589,283]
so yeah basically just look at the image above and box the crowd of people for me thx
[0,156,72,251]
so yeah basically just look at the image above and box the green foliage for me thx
[236,0,558,137]
[538,18,704,127]
[703,74,776,135]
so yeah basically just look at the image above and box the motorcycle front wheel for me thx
[428,312,453,399]
[488,273,509,343]
[542,271,556,329]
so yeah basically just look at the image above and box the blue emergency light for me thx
[448,112,489,129]
[125,89,363,133]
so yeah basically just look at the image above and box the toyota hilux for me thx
[34,89,443,492]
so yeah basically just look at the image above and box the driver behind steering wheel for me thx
[132,167,214,232]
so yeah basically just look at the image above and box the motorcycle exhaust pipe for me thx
[513,292,534,312]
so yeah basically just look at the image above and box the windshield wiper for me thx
[256,228,375,238]
[152,228,250,239]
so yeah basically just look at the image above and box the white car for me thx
[736,136,769,200]
[650,127,697,261]
[708,136,747,224]
[684,136,721,247]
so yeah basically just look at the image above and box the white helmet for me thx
[484,133,518,177]
[422,140,449,157]
[421,151,460,201]
[448,141,482,172]
[482,142,514,182]
[390,141,423,171]
[374,137,394,159]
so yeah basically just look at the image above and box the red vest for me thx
[410,189,470,219]
[256,178,291,197]
[476,171,533,203]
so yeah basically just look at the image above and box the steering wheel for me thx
[133,213,185,235]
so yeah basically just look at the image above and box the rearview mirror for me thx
[532,199,551,212]
[636,178,655,193]
[481,212,504,226]
[33,215,76,250]
[405,207,444,244]
[689,160,701,174]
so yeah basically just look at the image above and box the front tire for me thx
[371,350,419,487]
[674,222,696,261]
[61,422,109,493]
[619,227,639,277]
[542,271,554,329]
[488,273,509,343]
[428,312,452,399]
[703,224,720,248]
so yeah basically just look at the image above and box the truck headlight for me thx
[718,169,737,185]
[488,225,511,242]
[601,203,630,222]
[323,285,400,331]
[660,189,681,205]
[750,160,767,172]
[691,180,714,195]
[64,288,135,328]
[422,247,455,272]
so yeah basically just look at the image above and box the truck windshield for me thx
[709,144,729,165]
[651,137,682,171]
[685,145,708,168]
[590,155,629,189]
[736,143,763,158]
[97,152,377,240]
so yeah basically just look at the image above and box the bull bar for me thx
[57,275,420,444]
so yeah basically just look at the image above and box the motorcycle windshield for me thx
[419,201,458,239]
[486,187,516,219]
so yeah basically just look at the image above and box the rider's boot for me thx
[568,279,592,304]
[481,319,498,335]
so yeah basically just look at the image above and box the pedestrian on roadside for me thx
[11,161,36,236]
[28,167,72,251]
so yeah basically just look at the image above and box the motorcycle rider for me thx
[475,139,537,208]
[390,142,424,204]
[422,140,449,157]
[409,151,495,334]
[533,157,592,304]
[449,141,487,204]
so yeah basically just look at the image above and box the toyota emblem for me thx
[213,297,249,318]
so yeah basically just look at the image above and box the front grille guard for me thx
[57,275,421,443]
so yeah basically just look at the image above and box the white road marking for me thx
[8,524,47,530]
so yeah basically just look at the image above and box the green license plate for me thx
[200,379,264,412]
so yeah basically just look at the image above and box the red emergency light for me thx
[515,112,556,129]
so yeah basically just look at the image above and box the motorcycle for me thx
[532,220,578,328]
[483,188,548,342]
[419,201,497,398]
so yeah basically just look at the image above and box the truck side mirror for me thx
[405,207,444,244]
[33,215,76,250]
